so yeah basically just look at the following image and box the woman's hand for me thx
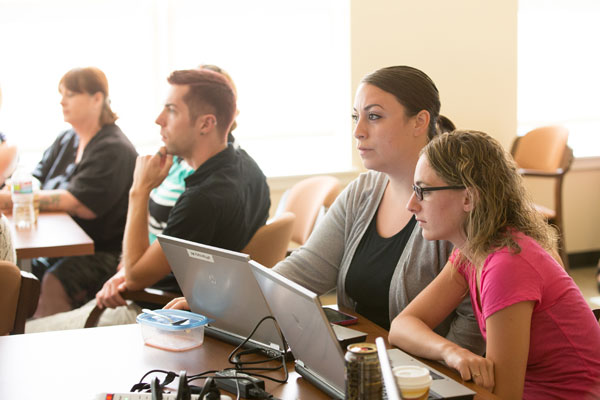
[164,296,190,310]
[442,345,495,391]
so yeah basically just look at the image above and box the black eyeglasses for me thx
[412,184,465,201]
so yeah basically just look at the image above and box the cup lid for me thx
[136,309,212,331]
[392,365,432,386]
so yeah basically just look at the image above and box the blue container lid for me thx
[136,309,212,331]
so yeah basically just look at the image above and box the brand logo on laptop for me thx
[186,249,214,263]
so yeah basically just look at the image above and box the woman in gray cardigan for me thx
[166,66,484,355]
[273,66,484,355]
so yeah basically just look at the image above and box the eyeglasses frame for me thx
[412,184,466,201]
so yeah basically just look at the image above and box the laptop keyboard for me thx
[382,386,443,400]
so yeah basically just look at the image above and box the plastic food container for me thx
[136,309,211,352]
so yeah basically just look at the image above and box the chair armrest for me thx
[83,288,181,328]
[12,271,40,334]
[518,168,565,177]
[121,288,181,305]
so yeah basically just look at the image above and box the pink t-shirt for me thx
[453,233,600,399]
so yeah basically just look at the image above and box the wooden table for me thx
[8,211,94,271]
[0,318,498,399]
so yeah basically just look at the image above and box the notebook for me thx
[250,261,476,400]
[157,234,286,358]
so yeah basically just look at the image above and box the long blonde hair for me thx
[423,130,557,266]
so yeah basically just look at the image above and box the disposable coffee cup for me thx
[392,365,432,400]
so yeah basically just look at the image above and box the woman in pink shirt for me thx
[389,130,600,399]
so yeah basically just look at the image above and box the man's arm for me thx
[122,149,173,291]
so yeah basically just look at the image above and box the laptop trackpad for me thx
[331,324,368,350]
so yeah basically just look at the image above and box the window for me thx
[0,0,351,176]
[518,0,600,158]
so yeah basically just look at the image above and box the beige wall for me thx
[271,0,519,215]
[523,160,600,253]
[270,0,599,255]
[350,0,518,169]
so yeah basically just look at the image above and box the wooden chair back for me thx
[0,261,40,335]
[510,126,573,270]
[242,211,295,268]
[280,175,341,245]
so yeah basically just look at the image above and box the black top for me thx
[345,213,417,330]
[32,124,138,252]
[154,144,271,292]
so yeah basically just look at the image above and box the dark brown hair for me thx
[167,69,236,136]
[362,66,451,140]
[59,67,117,126]
[199,64,238,132]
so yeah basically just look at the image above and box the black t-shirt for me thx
[32,124,138,252]
[345,214,417,330]
[155,144,271,292]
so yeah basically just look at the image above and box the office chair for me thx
[276,175,342,247]
[241,211,295,268]
[0,260,40,335]
[511,125,573,271]
[84,213,297,328]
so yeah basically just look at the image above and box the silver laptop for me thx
[250,261,476,400]
[157,234,286,358]
[376,336,401,400]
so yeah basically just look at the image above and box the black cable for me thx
[226,316,289,384]
[131,316,288,398]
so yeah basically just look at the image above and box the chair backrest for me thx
[0,260,40,335]
[280,175,341,245]
[0,261,21,335]
[242,211,296,268]
[511,125,569,172]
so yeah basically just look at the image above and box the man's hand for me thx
[130,147,173,195]
[96,271,128,309]
[164,297,190,311]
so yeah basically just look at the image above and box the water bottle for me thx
[11,166,35,229]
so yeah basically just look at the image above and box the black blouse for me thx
[345,213,416,330]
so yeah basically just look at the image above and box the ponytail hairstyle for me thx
[59,67,117,126]
[362,66,453,141]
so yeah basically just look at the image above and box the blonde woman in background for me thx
[0,67,138,318]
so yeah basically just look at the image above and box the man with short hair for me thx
[26,69,270,331]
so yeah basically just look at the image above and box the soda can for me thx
[344,342,382,399]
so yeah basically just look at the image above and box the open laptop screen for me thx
[157,234,285,356]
